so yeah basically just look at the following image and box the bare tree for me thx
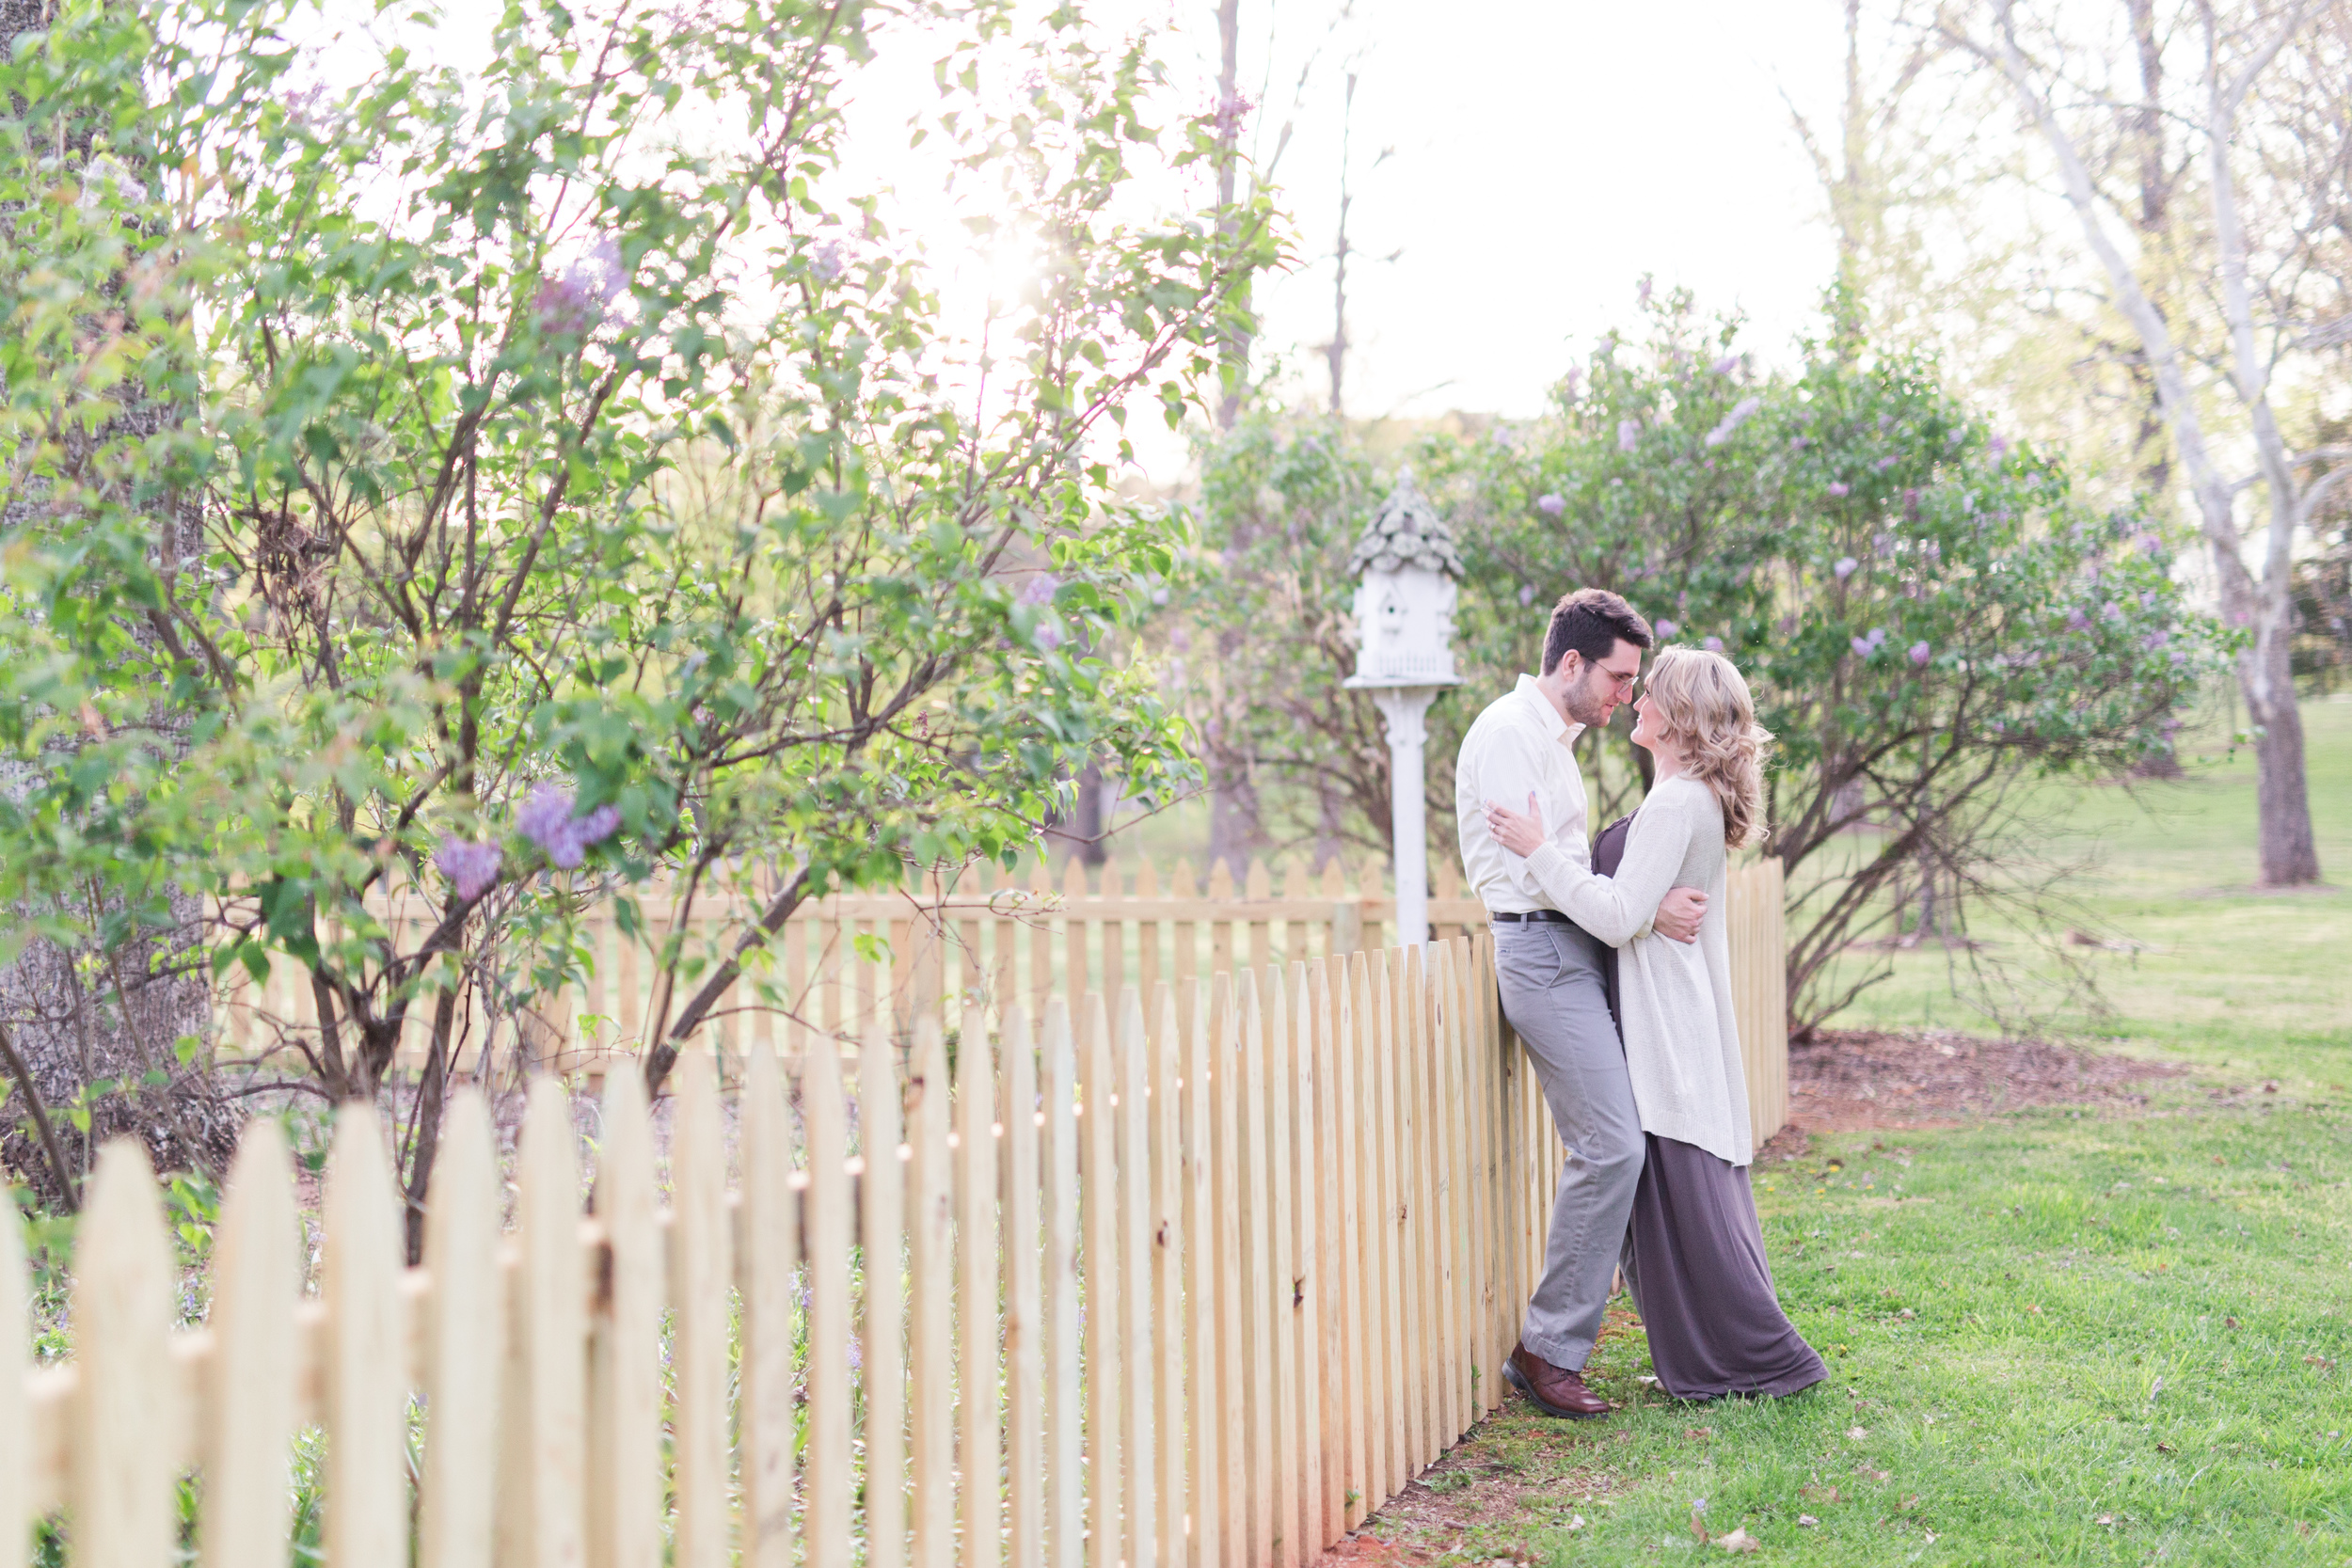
[1203,0,1354,872]
[1945,0,2343,885]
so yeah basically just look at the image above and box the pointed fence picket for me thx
[28,875,1786,1568]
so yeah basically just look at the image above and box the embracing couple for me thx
[1454,587,1824,1417]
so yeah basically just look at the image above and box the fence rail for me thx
[15,889,1788,1568]
[217,853,1789,1147]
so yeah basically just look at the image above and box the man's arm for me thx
[1466,727,1580,907]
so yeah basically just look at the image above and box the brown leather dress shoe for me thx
[1504,1340,1613,1419]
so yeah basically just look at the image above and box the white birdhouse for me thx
[1343,468,1463,690]
[1342,468,1462,951]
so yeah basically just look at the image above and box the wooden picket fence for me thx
[217,853,1789,1148]
[14,910,1789,1568]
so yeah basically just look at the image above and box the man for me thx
[1454,587,1707,1419]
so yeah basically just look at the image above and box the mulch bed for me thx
[1777,1027,2190,1137]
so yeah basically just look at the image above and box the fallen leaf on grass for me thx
[1796,1513,1820,1528]
[1685,1427,1713,1440]
[2156,1442,2175,1453]
[1565,1515,1586,1532]
[1799,1485,1840,1504]
[1899,1494,1920,1512]
[1847,1426,1869,1441]
[1714,1528,1762,1554]
[1857,1465,1892,1483]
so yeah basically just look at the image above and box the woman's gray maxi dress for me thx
[1592,814,1825,1402]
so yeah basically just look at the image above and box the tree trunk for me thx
[1057,758,1110,867]
[1205,750,1264,877]
[1214,0,1250,428]
[2249,628,2320,885]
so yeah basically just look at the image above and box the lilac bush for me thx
[1416,287,2225,1026]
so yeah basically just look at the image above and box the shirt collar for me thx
[1513,673,1586,744]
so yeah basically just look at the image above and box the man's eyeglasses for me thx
[1596,667,1641,696]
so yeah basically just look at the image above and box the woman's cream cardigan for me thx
[1521,773,1753,1166]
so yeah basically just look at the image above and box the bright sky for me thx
[308,0,1863,484]
[1221,0,1853,426]
[833,0,1862,483]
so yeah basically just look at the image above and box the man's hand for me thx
[1654,885,1708,943]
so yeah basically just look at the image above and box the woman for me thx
[1484,645,1823,1402]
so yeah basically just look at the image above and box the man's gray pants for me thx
[1492,919,1643,1371]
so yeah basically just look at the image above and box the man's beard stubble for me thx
[1561,669,1614,730]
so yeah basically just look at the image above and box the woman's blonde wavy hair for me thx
[1643,645,1772,849]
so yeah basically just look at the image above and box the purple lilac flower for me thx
[1537,493,1566,516]
[1562,369,1582,400]
[1850,636,1875,657]
[1018,573,1060,607]
[534,239,627,336]
[1873,531,1895,555]
[517,784,624,870]
[1790,436,1811,451]
[1988,434,2010,458]
[1878,414,1895,432]
[1712,354,1740,375]
[1704,396,1763,448]
[811,240,848,282]
[1909,641,1931,666]
[2067,607,2091,631]
[1874,455,1899,472]
[516,785,573,851]
[1637,277,1654,306]
[1827,482,1851,498]
[2102,601,2124,624]
[1703,636,1724,653]
[1654,618,1679,640]
[1834,556,1859,580]
[281,85,332,132]
[2139,590,2158,610]
[1213,89,1254,140]
[435,837,502,902]
[2142,630,2169,651]
[1618,420,1641,452]
[1034,622,1063,652]
[2170,650,2189,669]
[1518,583,1536,607]
[1867,626,1887,647]
[2137,532,2163,557]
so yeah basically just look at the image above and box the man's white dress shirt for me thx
[1454,673,1593,915]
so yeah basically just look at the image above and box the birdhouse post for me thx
[1343,468,1462,949]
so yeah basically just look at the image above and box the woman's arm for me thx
[1487,788,1698,946]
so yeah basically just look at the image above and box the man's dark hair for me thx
[1541,588,1653,673]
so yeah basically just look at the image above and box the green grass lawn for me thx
[1343,697,2352,1565]
[1822,694,2352,1091]
[1401,1093,2352,1566]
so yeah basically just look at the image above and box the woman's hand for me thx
[1484,792,1549,857]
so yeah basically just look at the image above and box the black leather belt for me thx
[1492,909,1572,925]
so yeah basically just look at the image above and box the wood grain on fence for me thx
[35,859,1788,1568]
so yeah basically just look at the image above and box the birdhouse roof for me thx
[1347,468,1463,578]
